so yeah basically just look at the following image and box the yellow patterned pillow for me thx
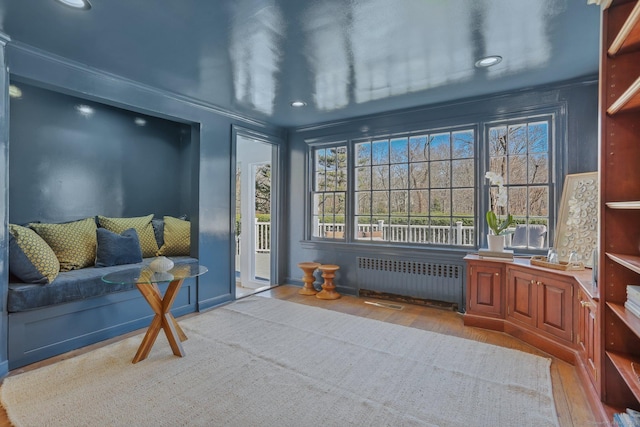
[98,214,158,257]
[8,224,60,283]
[157,216,191,256]
[30,218,97,271]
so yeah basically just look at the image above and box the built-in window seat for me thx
[6,215,198,370]
[7,256,199,370]
[7,256,197,312]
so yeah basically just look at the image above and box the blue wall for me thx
[9,83,191,224]
[284,78,599,296]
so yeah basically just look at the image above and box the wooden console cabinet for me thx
[464,255,603,417]
[465,256,595,361]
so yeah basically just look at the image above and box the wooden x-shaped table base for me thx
[133,279,187,363]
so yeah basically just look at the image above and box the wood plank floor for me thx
[0,284,597,426]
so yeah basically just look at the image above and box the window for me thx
[311,146,347,239]
[308,113,556,250]
[486,117,552,249]
[353,129,475,245]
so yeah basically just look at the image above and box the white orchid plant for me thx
[485,171,516,235]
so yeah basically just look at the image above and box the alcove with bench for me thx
[6,83,199,369]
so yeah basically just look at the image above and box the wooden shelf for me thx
[607,201,640,209]
[607,253,640,275]
[608,1,640,55]
[600,0,640,416]
[607,75,640,114]
[609,302,640,340]
[607,351,640,402]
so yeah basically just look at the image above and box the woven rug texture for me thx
[0,296,559,427]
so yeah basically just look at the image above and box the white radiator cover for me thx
[356,257,463,309]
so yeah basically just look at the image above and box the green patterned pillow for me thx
[30,218,97,271]
[157,216,191,256]
[98,214,158,257]
[8,224,60,284]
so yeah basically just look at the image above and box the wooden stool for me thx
[297,262,321,295]
[316,264,341,300]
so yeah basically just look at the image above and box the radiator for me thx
[356,257,463,309]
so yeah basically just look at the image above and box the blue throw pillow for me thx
[95,228,143,267]
[8,230,60,284]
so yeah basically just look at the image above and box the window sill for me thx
[299,239,547,259]
[300,239,474,259]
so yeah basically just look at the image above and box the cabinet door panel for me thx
[508,269,536,326]
[469,264,502,316]
[537,278,573,342]
[578,290,598,387]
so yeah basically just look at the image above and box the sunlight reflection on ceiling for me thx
[351,0,474,104]
[302,1,350,111]
[0,0,596,126]
[229,1,284,115]
[484,0,557,79]
[302,0,560,112]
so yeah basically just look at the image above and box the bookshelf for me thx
[599,0,640,416]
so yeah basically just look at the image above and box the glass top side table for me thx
[102,262,208,363]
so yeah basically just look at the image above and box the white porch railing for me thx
[255,219,270,253]
[317,220,475,246]
[248,220,476,253]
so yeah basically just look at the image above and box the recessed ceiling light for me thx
[134,118,147,126]
[9,85,22,99]
[56,0,91,10]
[290,100,307,108]
[76,104,94,116]
[475,55,502,68]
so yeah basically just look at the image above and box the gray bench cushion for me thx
[8,256,198,313]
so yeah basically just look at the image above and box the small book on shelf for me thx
[625,299,640,319]
[478,249,514,260]
[613,411,639,427]
[628,293,640,308]
[626,408,640,426]
[628,285,640,302]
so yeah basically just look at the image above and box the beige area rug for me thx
[1,296,559,427]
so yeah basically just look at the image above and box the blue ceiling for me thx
[0,0,600,127]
